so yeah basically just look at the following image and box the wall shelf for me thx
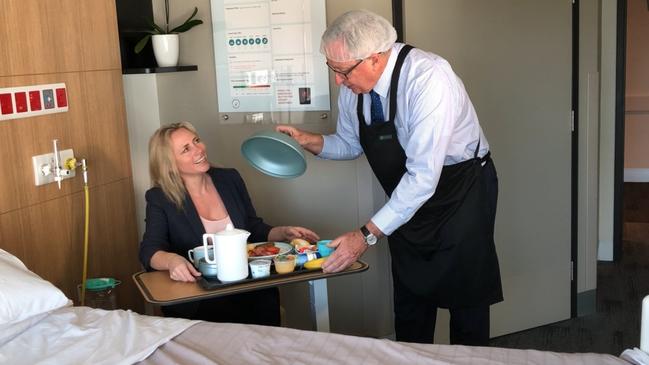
[122,65,198,75]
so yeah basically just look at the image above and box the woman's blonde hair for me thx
[148,121,199,209]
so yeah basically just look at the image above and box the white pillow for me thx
[0,249,71,325]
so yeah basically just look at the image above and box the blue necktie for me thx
[369,90,385,124]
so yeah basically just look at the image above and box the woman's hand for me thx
[151,251,202,282]
[269,226,320,243]
[167,254,202,282]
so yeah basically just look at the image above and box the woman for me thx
[139,122,319,325]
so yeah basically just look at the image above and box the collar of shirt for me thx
[372,43,405,99]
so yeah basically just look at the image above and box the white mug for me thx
[187,245,214,268]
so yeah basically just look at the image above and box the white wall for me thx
[123,75,159,239]
[578,0,600,296]
[598,0,618,261]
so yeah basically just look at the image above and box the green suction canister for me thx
[78,278,121,310]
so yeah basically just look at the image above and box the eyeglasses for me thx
[326,58,365,80]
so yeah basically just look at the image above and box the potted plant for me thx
[134,0,203,67]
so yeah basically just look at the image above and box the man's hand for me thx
[321,230,368,273]
[276,125,324,155]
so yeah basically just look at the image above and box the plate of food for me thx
[247,242,293,261]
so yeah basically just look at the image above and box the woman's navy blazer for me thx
[139,167,272,270]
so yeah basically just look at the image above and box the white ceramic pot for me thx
[152,34,179,67]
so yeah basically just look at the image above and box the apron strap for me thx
[357,44,415,125]
[389,45,414,122]
[474,138,491,163]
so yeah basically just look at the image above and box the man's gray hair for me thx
[320,9,397,62]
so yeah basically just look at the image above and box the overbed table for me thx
[133,261,368,332]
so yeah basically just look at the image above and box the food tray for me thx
[132,261,368,305]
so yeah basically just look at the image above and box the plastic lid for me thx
[241,131,306,178]
[85,277,121,291]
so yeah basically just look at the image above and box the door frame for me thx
[571,0,579,318]
[613,0,627,262]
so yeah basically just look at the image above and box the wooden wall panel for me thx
[0,121,24,213]
[80,70,133,184]
[86,179,142,310]
[0,0,142,312]
[0,0,120,77]
[43,1,84,73]
[0,1,54,76]
[79,0,122,71]
[0,179,142,311]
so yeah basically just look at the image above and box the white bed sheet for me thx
[139,322,633,365]
[0,306,197,365]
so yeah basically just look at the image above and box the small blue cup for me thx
[317,240,334,257]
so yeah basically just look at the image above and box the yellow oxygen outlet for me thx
[64,157,78,170]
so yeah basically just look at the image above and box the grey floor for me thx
[489,183,649,355]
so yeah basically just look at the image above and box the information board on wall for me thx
[211,0,330,116]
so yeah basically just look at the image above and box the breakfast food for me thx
[290,238,311,250]
[248,242,280,257]
[273,254,296,274]
[304,257,326,270]
[295,244,317,254]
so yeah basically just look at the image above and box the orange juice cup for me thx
[273,254,296,274]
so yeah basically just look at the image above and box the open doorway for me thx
[619,0,649,249]
[590,0,649,355]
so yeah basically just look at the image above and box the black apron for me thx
[358,45,502,308]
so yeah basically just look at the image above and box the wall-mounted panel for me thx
[0,76,73,213]
[0,71,131,214]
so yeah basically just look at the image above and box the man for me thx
[277,9,502,345]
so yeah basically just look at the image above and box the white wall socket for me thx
[32,149,76,186]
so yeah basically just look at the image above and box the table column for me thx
[308,278,330,332]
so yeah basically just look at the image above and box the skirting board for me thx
[625,168,649,182]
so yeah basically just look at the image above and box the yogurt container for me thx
[249,259,271,278]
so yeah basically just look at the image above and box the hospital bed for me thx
[1,248,646,365]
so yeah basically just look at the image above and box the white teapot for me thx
[202,224,250,282]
